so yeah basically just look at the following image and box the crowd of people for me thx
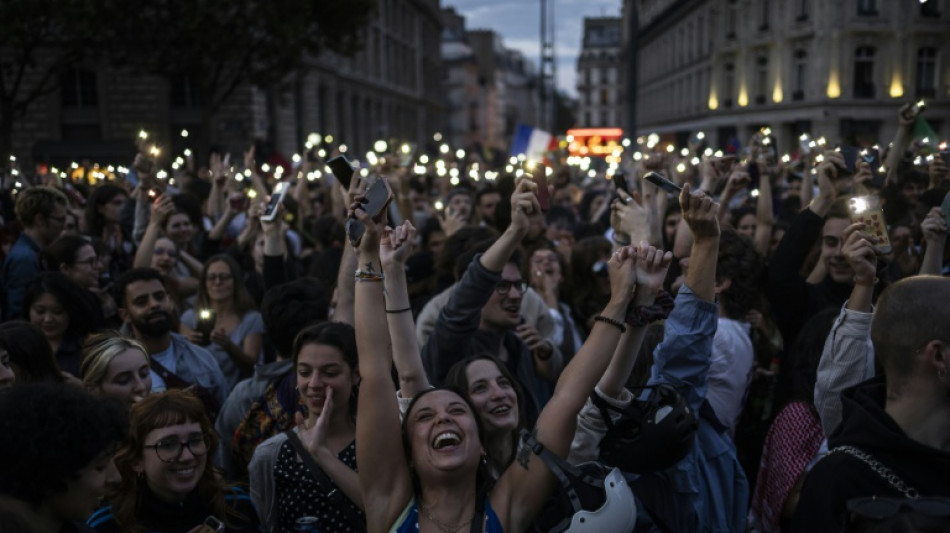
[0,100,949,533]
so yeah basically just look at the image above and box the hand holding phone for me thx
[346,178,393,246]
[261,182,290,222]
[529,165,550,211]
[848,196,892,254]
[195,309,217,346]
[328,156,355,190]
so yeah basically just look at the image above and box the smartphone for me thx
[198,515,225,533]
[746,160,761,189]
[261,182,290,222]
[346,178,393,246]
[532,166,550,212]
[837,146,859,175]
[195,309,216,346]
[848,196,892,254]
[327,155,355,190]
[912,99,927,117]
[613,172,631,196]
[644,171,682,194]
[398,143,417,167]
[861,148,885,188]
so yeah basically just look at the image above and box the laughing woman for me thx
[88,390,259,533]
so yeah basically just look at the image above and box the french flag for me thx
[511,124,555,161]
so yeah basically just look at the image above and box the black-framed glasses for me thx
[494,279,527,295]
[144,434,208,463]
[847,497,950,521]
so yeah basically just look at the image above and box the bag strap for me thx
[150,356,190,389]
[284,430,340,494]
[829,445,919,499]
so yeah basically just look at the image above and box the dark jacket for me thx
[421,253,544,426]
[791,377,950,532]
[87,485,259,533]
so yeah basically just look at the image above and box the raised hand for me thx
[842,222,878,285]
[679,183,720,240]
[510,177,541,234]
[299,386,333,457]
[439,205,467,237]
[921,206,948,243]
[611,189,650,245]
[723,168,751,195]
[350,178,392,257]
[380,220,416,269]
[607,245,638,304]
[149,194,175,228]
[633,240,673,292]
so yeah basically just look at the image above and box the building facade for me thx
[631,0,950,151]
[11,0,443,167]
[440,7,541,156]
[577,17,624,128]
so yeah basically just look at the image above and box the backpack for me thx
[230,370,298,478]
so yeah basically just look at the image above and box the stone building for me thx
[10,0,443,167]
[577,17,624,128]
[629,0,950,150]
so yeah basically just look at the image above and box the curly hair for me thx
[716,228,764,320]
[13,186,67,227]
[110,390,246,533]
[0,383,127,506]
[0,321,64,383]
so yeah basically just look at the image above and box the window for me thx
[857,0,877,16]
[916,47,937,98]
[727,7,737,39]
[755,55,768,104]
[601,89,609,105]
[853,46,876,98]
[797,0,809,20]
[793,49,807,100]
[61,68,98,108]
[171,75,203,108]
[724,62,735,108]
[760,0,770,30]
[920,0,940,17]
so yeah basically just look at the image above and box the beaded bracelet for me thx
[594,315,627,334]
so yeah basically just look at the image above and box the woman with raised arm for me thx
[354,177,640,533]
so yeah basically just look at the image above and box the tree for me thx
[110,0,377,151]
[0,0,110,157]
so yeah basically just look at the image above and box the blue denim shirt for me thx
[640,285,749,532]
[1,233,42,320]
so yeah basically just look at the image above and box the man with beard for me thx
[792,275,950,532]
[115,268,227,419]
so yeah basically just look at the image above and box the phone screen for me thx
[261,182,290,222]
[346,179,393,246]
[839,146,859,174]
[644,172,682,194]
[532,167,550,211]
[613,172,631,196]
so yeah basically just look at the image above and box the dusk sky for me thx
[443,0,622,99]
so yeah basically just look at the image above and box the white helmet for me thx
[566,467,637,532]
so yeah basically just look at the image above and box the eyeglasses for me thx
[494,280,527,295]
[74,257,100,267]
[207,273,233,283]
[847,497,950,521]
[144,434,208,463]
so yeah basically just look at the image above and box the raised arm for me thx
[496,244,639,532]
[920,207,948,276]
[353,181,414,531]
[753,161,775,257]
[814,222,878,435]
[133,194,173,268]
[380,220,430,398]
[884,103,915,187]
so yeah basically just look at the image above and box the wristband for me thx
[385,307,412,314]
[594,315,627,334]
[354,270,384,282]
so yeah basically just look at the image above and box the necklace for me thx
[420,502,474,533]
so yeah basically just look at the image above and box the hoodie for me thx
[791,376,950,532]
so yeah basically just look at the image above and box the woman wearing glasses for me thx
[88,389,259,532]
[45,234,121,327]
[180,254,264,391]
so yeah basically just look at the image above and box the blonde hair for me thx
[80,331,150,391]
